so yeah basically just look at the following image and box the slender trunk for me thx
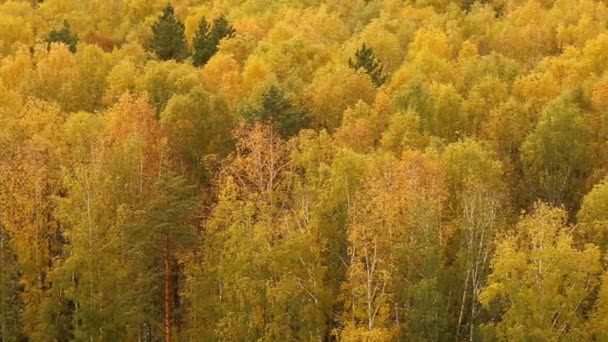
[164,234,172,342]
[456,265,470,341]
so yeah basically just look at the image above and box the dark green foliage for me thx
[210,16,235,44]
[243,86,312,138]
[149,5,189,61]
[348,43,387,87]
[127,170,198,336]
[0,227,23,342]
[192,15,235,67]
[133,171,198,249]
[46,20,78,53]
[192,17,211,66]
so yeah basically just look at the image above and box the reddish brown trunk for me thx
[164,234,172,342]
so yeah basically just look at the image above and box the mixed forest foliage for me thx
[1,0,608,341]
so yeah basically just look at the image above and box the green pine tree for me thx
[129,170,198,342]
[210,16,235,44]
[192,17,213,67]
[243,85,312,138]
[348,43,387,87]
[192,15,234,67]
[46,20,79,53]
[149,4,189,61]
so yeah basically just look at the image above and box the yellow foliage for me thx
[202,53,243,105]
[305,63,376,131]
[408,27,452,61]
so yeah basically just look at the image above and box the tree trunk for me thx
[164,234,172,342]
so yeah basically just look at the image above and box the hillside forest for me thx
[2,0,608,341]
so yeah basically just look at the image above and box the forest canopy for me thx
[2,0,608,341]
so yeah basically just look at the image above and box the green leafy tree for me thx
[521,95,592,208]
[160,87,234,175]
[46,20,78,53]
[348,43,387,87]
[135,60,200,112]
[53,159,145,341]
[149,4,189,61]
[51,94,167,341]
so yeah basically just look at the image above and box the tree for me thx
[49,94,166,341]
[578,177,608,252]
[521,95,591,208]
[191,17,210,67]
[131,171,197,342]
[0,225,22,342]
[243,85,312,138]
[46,20,78,53]
[305,62,376,131]
[292,130,368,339]
[209,16,235,43]
[53,159,143,341]
[425,82,467,141]
[192,15,235,67]
[135,60,201,113]
[73,44,113,112]
[441,140,505,341]
[348,43,387,87]
[380,110,428,155]
[480,203,601,341]
[334,101,376,153]
[160,86,234,175]
[0,99,72,340]
[0,1,36,57]
[340,151,448,341]
[588,270,608,340]
[185,124,330,340]
[149,4,189,61]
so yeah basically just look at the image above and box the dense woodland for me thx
[2,0,608,341]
